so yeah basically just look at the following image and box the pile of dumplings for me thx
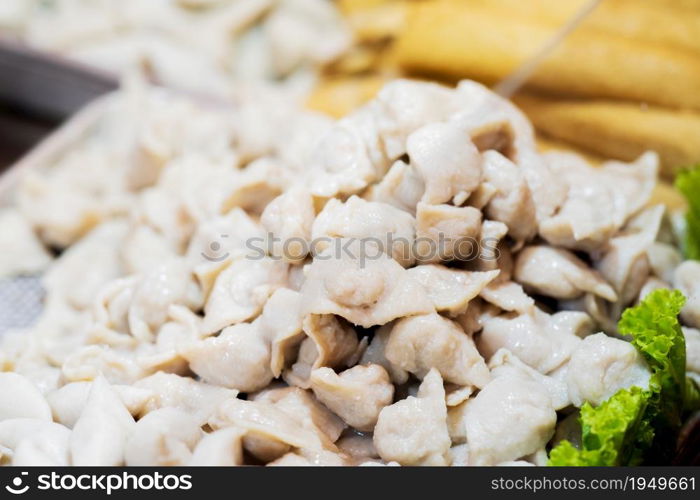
[1,77,699,466]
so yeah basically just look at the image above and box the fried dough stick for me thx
[515,94,700,177]
[396,0,700,109]
[465,0,700,54]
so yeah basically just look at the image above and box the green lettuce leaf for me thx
[548,440,587,466]
[550,289,698,466]
[675,165,700,260]
[548,387,650,466]
[618,289,687,463]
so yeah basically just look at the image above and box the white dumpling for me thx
[566,333,651,407]
[42,220,128,311]
[0,372,52,421]
[189,427,245,466]
[127,258,203,341]
[309,364,394,431]
[261,186,315,263]
[385,313,490,388]
[134,372,236,425]
[373,369,451,466]
[311,196,416,267]
[300,239,434,328]
[479,308,592,374]
[406,121,481,206]
[0,419,71,466]
[124,408,202,466]
[181,322,274,393]
[0,208,52,278]
[202,257,288,334]
[69,377,135,465]
[463,375,556,465]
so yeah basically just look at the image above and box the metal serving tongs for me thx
[0,39,119,172]
[0,37,240,168]
[0,39,118,121]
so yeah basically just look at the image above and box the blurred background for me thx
[1,0,699,202]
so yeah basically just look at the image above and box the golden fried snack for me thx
[338,0,395,14]
[395,0,700,109]
[324,44,387,75]
[649,182,688,212]
[514,94,700,177]
[654,0,700,11]
[464,0,700,54]
[306,75,387,117]
[323,38,401,76]
[536,137,603,165]
[346,1,406,43]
